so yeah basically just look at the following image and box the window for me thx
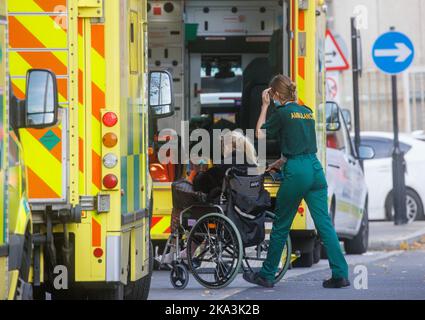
[361,137,412,160]
[361,137,393,159]
[400,142,412,154]
[200,55,243,94]
[8,135,19,167]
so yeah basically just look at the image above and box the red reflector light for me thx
[102,112,118,127]
[298,207,305,214]
[103,174,118,189]
[149,163,170,182]
[93,247,104,258]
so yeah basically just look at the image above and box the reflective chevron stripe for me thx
[151,215,172,239]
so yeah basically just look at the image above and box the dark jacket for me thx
[193,151,256,201]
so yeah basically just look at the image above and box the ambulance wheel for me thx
[320,245,328,260]
[125,241,154,300]
[313,238,321,264]
[14,228,33,300]
[32,286,47,300]
[292,251,314,268]
[170,263,189,290]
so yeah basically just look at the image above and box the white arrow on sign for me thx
[374,42,413,62]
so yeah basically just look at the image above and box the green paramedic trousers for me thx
[259,153,349,281]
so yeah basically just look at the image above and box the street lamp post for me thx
[390,27,408,225]
[390,52,408,225]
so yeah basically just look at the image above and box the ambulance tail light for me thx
[93,247,104,258]
[149,163,170,182]
[103,132,118,148]
[102,112,118,127]
[148,147,157,163]
[103,174,118,189]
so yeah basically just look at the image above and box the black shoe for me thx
[322,277,351,288]
[243,272,274,288]
[191,257,201,269]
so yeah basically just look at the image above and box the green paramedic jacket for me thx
[261,102,318,157]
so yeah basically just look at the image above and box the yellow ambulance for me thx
[1,0,61,300]
[148,0,328,267]
[7,0,174,299]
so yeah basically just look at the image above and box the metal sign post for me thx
[372,28,415,225]
[351,17,362,169]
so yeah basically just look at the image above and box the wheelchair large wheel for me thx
[243,236,292,284]
[187,213,243,289]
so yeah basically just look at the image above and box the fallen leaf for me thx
[399,241,409,250]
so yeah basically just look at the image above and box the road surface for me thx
[149,248,425,300]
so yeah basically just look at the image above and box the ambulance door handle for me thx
[328,164,340,170]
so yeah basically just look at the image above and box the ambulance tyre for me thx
[293,251,314,268]
[313,238,321,264]
[14,228,33,299]
[125,241,154,300]
[90,286,123,300]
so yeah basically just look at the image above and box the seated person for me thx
[193,130,261,202]
[159,131,261,265]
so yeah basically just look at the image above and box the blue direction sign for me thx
[372,31,414,75]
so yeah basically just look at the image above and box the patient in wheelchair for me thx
[193,130,261,202]
[160,131,263,264]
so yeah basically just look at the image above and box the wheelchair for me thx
[157,169,293,290]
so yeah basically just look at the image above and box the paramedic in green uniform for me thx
[243,75,350,289]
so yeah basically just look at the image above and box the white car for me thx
[324,102,374,255]
[360,132,425,223]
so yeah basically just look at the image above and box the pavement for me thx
[369,221,425,250]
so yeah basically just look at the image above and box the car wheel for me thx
[386,189,425,223]
[344,205,369,255]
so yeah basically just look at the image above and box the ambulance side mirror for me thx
[24,69,59,128]
[326,101,341,132]
[148,70,175,119]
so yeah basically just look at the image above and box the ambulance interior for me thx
[148,0,289,180]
